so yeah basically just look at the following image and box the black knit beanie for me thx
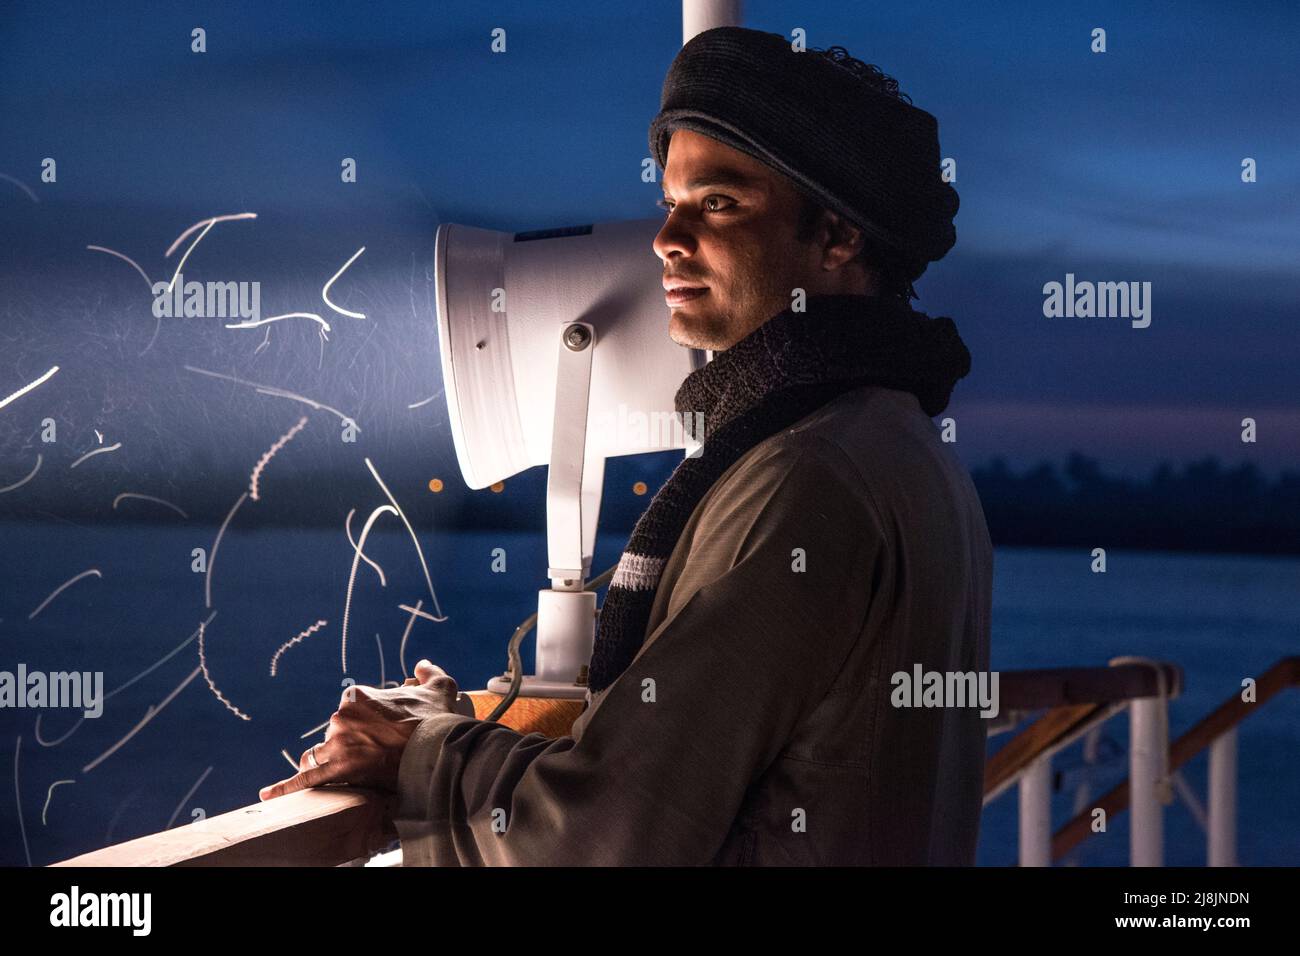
[648,26,959,287]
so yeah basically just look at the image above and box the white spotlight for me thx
[435,218,706,698]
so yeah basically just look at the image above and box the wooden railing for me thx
[53,787,395,867]
[51,660,1238,867]
[983,661,1182,802]
[49,688,572,867]
[1049,655,1300,863]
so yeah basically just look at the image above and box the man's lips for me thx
[664,279,708,306]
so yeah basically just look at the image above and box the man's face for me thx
[654,129,835,351]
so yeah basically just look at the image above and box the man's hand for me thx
[258,660,464,801]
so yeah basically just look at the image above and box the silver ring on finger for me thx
[307,743,320,769]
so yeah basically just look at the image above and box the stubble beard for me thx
[669,249,798,351]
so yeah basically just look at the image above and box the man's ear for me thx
[820,210,865,271]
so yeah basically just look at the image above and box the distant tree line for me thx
[970,453,1300,555]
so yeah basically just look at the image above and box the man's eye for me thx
[657,196,735,214]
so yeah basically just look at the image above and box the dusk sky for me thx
[2,0,1296,478]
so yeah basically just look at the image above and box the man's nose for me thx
[652,214,696,262]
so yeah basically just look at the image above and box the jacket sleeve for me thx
[392,433,885,865]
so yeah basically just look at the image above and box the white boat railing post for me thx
[1018,754,1053,867]
[1129,696,1166,866]
[1207,727,1238,866]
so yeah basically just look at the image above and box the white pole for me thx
[682,0,742,45]
[1019,755,1052,867]
[1208,728,1238,867]
[1130,697,1166,866]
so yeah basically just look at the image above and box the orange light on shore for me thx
[489,481,505,493]
[632,481,648,495]
[428,478,443,493]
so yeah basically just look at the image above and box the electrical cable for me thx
[483,562,619,724]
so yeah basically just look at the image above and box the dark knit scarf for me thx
[586,293,972,694]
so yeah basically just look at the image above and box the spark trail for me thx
[299,718,329,740]
[165,766,213,829]
[0,365,59,412]
[42,780,75,825]
[14,737,31,866]
[342,505,397,672]
[83,666,204,773]
[69,442,121,469]
[29,568,102,620]
[86,245,152,288]
[184,365,360,433]
[164,212,258,294]
[365,458,447,620]
[397,602,441,622]
[112,492,188,518]
[225,312,331,341]
[346,507,387,585]
[406,390,443,410]
[269,619,328,676]
[0,171,38,203]
[165,212,257,258]
[33,611,216,748]
[0,454,41,494]
[206,491,249,609]
[322,246,367,319]
[198,619,251,721]
[166,219,214,294]
[249,416,309,501]
[398,599,425,679]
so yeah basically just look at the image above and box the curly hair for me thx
[814,45,913,105]
[793,45,919,301]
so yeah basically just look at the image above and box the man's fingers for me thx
[341,683,376,708]
[298,740,332,771]
[259,761,339,801]
[414,659,446,682]
[415,660,458,700]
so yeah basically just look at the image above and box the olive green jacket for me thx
[394,384,994,865]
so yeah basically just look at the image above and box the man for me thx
[261,26,993,866]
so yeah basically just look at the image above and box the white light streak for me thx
[83,666,203,773]
[165,212,257,258]
[166,218,214,294]
[86,245,152,288]
[342,505,397,673]
[0,172,38,203]
[322,246,367,319]
[112,492,188,519]
[165,766,213,829]
[365,457,446,620]
[206,490,249,609]
[0,365,59,412]
[69,442,121,469]
[225,312,331,340]
[345,507,387,585]
[29,568,102,620]
[14,737,31,866]
[0,454,41,494]
[184,365,360,432]
[42,780,75,825]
